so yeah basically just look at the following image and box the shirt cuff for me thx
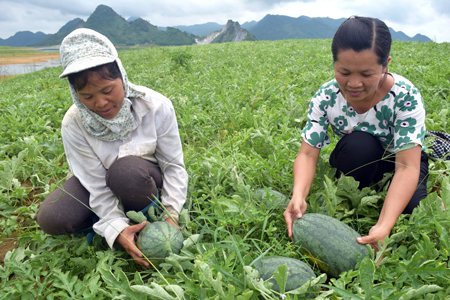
[96,218,130,250]
[162,206,179,222]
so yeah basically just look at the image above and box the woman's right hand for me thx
[116,221,151,268]
[283,197,307,242]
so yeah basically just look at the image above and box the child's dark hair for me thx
[331,16,392,67]
[68,61,122,91]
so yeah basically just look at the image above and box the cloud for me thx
[430,0,450,16]
[2,0,95,16]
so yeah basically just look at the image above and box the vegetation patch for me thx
[1,39,449,299]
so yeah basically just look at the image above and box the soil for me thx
[0,181,43,267]
[0,232,19,267]
[0,53,60,65]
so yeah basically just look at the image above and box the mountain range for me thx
[0,4,432,47]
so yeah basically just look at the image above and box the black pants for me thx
[329,131,428,214]
[35,156,163,235]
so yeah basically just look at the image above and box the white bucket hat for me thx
[59,28,117,78]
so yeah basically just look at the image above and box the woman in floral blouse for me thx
[284,16,428,248]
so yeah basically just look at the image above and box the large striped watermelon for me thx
[292,213,369,278]
[136,221,184,265]
[253,256,316,296]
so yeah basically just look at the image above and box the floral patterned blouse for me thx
[301,73,426,153]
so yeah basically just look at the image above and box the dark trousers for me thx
[329,131,428,214]
[35,156,163,235]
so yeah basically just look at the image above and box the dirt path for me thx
[0,53,60,65]
[0,232,19,267]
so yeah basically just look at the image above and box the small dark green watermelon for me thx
[293,213,369,278]
[136,221,184,265]
[254,188,290,209]
[253,256,316,294]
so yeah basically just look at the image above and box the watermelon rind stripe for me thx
[292,213,369,278]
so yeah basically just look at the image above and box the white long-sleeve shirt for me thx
[61,86,188,249]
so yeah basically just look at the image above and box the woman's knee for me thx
[35,177,93,235]
[106,156,162,210]
[106,156,162,187]
[334,131,384,158]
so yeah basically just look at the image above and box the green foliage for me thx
[1,39,450,299]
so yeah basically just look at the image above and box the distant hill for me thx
[197,20,257,45]
[162,22,225,38]
[30,18,86,47]
[412,34,432,42]
[249,14,338,40]
[29,5,196,47]
[247,15,432,42]
[241,21,258,31]
[0,31,52,47]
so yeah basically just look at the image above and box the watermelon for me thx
[253,256,316,295]
[254,188,290,209]
[292,213,369,278]
[136,221,184,265]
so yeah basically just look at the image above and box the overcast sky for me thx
[1,0,449,43]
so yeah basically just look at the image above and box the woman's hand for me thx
[356,224,391,250]
[283,198,308,242]
[164,217,181,230]
[116,221,151,268]
[357,224,391,263]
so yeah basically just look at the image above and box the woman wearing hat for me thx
[35,28,188,268]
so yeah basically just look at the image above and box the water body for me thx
[0,59,61,76]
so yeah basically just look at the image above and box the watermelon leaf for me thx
[273,263,288,294]
[433,218,449,248]
[287,273,326,295]
[319,283,364,300]
[439,175,450,219]
[358,257,375,300]
[195,260,227,298]
[134,271,145,286]
[397,285,443,300]
[126,210,147,223]
[98,266,142,300]
[236,290,254,300]
[243,266,273,295]
[322,175,338,216]
[82,274,103,299]
[130,283,183,300]
[162,253,195,272]
[52,269,79,298]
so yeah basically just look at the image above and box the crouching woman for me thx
[35,28,188,268]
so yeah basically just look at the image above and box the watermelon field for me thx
[1,39,450,299]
